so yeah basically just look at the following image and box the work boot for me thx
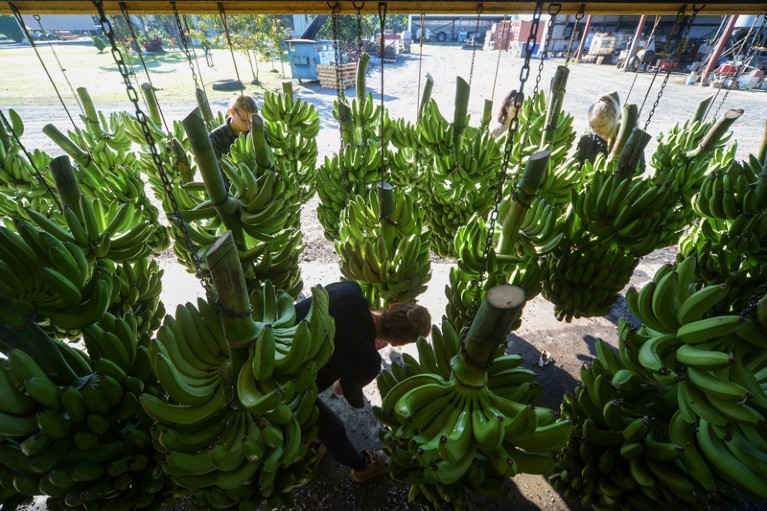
[310,442,327,466]
[351,449,387,483]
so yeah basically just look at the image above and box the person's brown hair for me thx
[229,95,258,116]
[381,303,431,344]
[497,89,524,124]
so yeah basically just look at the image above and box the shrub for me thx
[92,35,106,53]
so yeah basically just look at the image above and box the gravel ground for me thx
[6,41,767,511]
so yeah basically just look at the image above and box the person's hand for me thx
[333,380,343,396]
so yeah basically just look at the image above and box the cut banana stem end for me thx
[497,150,550,255]
[686,108,744,158]
[356,52,371,111]
[140,82,162,126]
[609,103,638,162]
[43,123,91,167]
[195,86,214,128]
[759,119,767,171]
[541,65,569,149]
[418,73,434,122]
[453,76,470,146]
[691,94,714,124]
[481,99,493,128]
[455,285,526,386]
[77,86,99,126]
[615,128,651,182]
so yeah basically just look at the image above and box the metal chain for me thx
[94,0,214,302]
[119,2,170,133]
[470,0,543,318]
[637,5,687,119]
[378,2,388,187]
[0,109,62,212]
[416,13,425,113]
[643,5,704,131]
[218,2,244,95]
[712,13,766,119]
[625,14,662,103]
[564,3,585,66]
[182,15,207,89]
[354,1,365,56]
[468,3,484,88]
[330,3,345,102]
[8,3,83,140]
[33,15,84,114]
[112,16,150,113]
[172,2,206,127]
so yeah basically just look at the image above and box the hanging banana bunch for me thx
[173,110,305,298]
[388,116,419,190]
[142,233,335,510]
[316,54,391,241]
[257,79,320,206]
[0,302,169,511]
[553,257,767,510]
[680,153,767,310]
[110,258,166,343]
[335,184,431,308]
[376,286,571,511]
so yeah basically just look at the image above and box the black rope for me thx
[416,13,425,113]
[218,2,245,96]
[8,3,82,138]
[468,3,484,88]
[378,2,387,188]
[119,1,170,133]
[625,15,662,104]
[33,15,84,114]
[638,5,688,119]
[0,110,62,212]
[564,4,585,66]
[354,1,365,56]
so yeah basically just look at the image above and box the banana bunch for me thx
[424,183,492,259]
[375,319,571,510]
[390,117,418,151]
[73,87,134,155]
[571,159,676,256]
[535,155,585,211]
[260,86,321,139]
[109,258,166,342]
[335,188,430,307]
[346,92,391,148]
[0,316,169,511]
[144,285,334,509]
[542,214,639,322]
[650,119,715,176]
[0,222,116,332]
[550,345,710,510]
[315,139,384,241]
[434,128,502,188]
[26,196,156,262]
[0,114,53,195]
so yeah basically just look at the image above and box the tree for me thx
[0,15,24,43]
[317,14,409,43]
[92,35,107,53]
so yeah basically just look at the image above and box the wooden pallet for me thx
[317,63,357,89]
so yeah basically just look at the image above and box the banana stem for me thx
[250,114,274,171]
[615,128,651,182]
[206,231,261,391]
[49,156,82,211]
[481,99,494,129]
[281,79,293,96]
[453,76,470,147]
[758,120,767,167]
[356,53,371,114]
[140,83,162,126]
[195,87,214,129]
[691,95,715,124]
[338,102,355,146]
[609,103,639,161]
[378,182,396,255]
[181,109,245,248]
[497,150,550,255]
[76,87,99,127]
[0,315,86,387]
[757,294,767,329]
[452,285,526,387]
[541,65,570,149]
[42,124,91,167]
[685,108,744,158]
[418,73,434,123]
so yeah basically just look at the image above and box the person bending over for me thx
[208,94,258,159]
[295,281,431,483]
[576,94,620,165]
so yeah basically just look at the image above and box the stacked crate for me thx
[317,63,357,89]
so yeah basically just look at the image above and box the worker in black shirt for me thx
[295,281,431,483]
[208,94,258,159]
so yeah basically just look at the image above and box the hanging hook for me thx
[575,3,586,21]
[352,1,365,11]
[327,1,342,14]
[476,3,484,15]
[548,3,562,16]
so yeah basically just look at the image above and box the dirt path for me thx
[6,43,767,511]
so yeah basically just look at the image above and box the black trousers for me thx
[316,398,367,469]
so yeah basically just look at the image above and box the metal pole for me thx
[623,14,647,71]
[574,14,593,60]
[700,15,739,84]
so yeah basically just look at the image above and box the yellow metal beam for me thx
[1,1,766,16]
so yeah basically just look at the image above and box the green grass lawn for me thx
[1,42,291,108]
